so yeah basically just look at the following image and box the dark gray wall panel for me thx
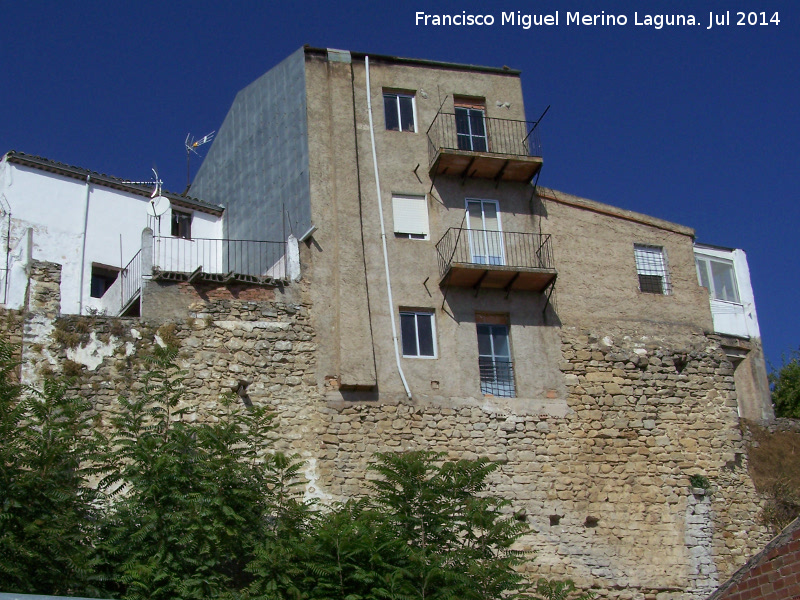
[192,47,310,244]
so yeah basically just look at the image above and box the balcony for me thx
[108,236,289,317]
[427,112,543,182]
[436,228,556,292]
[151,237,288,283]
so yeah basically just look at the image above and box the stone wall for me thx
[9,261,773,600]
[310,326,771,599]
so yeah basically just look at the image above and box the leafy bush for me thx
[771,349,800,418]
[0,341,102,596]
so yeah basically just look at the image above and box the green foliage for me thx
[771,349,800,418]
[368,450,529,600]
[96,346,281,600]
[0,340,102,596]
[689,474,711,491]
[526,578,595,600]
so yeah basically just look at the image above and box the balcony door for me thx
[466,199,504,266]
[455,98,487,152]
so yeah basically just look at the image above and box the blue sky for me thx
[1,1,797,368]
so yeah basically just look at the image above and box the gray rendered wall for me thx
[191,47,311,244]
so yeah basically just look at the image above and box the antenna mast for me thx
[185,131,215,188]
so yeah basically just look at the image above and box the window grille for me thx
[634,244,671,295]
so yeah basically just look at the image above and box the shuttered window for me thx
[392,195,429,240]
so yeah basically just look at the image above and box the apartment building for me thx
[191,46,769,419]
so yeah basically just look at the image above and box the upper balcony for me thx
[436,228,556,292]
[427,112,543,182]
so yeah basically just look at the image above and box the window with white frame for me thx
[383,91,416,132]
[400,310,436,358]
[634,244,671,295]
[454,97,487,152]
[392,194,429,239]
[696,256,740,303]
[466,199,503,265]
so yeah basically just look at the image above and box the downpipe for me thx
[364,55,412,400]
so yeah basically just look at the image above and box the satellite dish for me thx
[149,195,170,217]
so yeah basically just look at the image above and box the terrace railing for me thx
[119,249,142,312]
[436,228,554,279]
[427,113,542,166]
[152,237,287,280]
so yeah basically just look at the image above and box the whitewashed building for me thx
[0,151,225,315]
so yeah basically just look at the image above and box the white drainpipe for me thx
[78,174,91,314]
[364,56,412,400]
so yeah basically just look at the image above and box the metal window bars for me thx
[479,358,515,397]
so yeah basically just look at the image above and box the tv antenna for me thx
[146,168,170,235]
[125,168,163,195]
[185,130,215,187]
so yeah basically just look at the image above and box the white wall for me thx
[0,158,223,315]
[694,244,761,339]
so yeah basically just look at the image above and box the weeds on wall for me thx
[745,420,800,533]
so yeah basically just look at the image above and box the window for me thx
[634,244,671,295]
[476,315,514,397]
[171,209,192,239]
[392,195,429,239]
[400,311,436,358]
[90,265,119,298]
[466,199,503,265]
[455,98,487,152]
[696,256,740,303]
[384,91,416,132]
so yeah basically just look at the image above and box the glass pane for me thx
[467,202,487,263]
[384,95,399,131]
[477,324,493,356]
[455,107,470,135]
[639,274,664,294]
[492,326,510,359]
[482,202,498,231]
[400,313,417,355]
[469,110,486,136]
[711,261,739,303]
[696,259,711,291]
[399,96,414,132]
[482,204,502,264]
[417,314,434,356]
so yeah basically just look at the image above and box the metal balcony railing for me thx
[436,228,554,278]
[119,249,141,312]
[152,237,287,280]
[479,358,515,397]
[427,113,542,165]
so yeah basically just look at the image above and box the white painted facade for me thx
[694,244,761,339]
[0,154,223,315]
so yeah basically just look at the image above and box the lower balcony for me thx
[436,228,557,292]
